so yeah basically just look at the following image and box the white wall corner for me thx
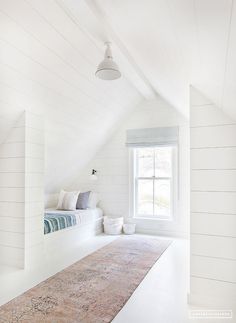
[71,97,190,237]
[189,86,236,309]
[0,112,45,269]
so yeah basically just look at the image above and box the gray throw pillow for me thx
[76,191,91,209]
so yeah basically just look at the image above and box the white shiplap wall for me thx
[0,111,44,268]
[70,98,190,237]
[189,87,236,307]
[24,112,44,269]
[0,114,26,268]
[0,0,142,196]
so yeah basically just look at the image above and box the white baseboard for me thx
[135,227,189,239]
[188,292,236,310]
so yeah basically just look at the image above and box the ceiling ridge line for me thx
[85,0,157,99]
[54,0,144,100]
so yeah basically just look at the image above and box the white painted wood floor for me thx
[0,234,234,323]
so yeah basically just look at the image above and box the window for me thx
[133,146,175,219]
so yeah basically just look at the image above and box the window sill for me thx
[134,216,173,222]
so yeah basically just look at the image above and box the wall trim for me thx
[188,292,236,310]
[135,227,189,239]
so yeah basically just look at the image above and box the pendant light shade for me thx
[96,42,121,80]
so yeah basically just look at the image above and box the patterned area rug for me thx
[0,236,171,323]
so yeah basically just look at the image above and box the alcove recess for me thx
[0,111,44,269]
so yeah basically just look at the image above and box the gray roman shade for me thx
[126,126,179,147]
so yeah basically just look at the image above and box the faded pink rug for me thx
[0,236,171,323]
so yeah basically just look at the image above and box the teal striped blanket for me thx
[44,212,77,235]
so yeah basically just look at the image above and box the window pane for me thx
[155,147,172,177]
[137,179,153,215]
[137,148,154,177]
[154,180,171,216]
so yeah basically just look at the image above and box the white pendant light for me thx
[96,42,121,80]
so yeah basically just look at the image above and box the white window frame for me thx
[129,145,178,221]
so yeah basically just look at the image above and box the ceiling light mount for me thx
[95,42,121,80]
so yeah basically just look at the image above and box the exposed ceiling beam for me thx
[57,0,157,100]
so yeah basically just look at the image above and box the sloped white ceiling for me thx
[0,0,144,193]
[92,0,236,119]
[1,0,236,193]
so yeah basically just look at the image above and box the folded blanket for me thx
[44,212,77,234]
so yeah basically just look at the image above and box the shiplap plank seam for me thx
[190,275,236,285]
[191,253,236,261]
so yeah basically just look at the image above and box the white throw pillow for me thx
[57,190,80,211]
[87,192,99,209]
[56,190,66,210]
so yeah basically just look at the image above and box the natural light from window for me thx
[134,146,174,219]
